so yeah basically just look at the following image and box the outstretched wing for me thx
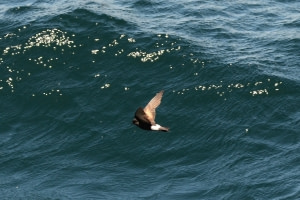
[144,90,164,124]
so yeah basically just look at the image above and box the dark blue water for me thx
[1,0,299,199]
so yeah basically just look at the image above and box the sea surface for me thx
[1,0,299,199]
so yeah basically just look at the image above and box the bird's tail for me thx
[159,126,169,132]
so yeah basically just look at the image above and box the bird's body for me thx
[133,90,169,132]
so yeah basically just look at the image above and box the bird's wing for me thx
[135,107,152,124]
[144,90,164,124]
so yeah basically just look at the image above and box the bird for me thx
[132,90,169,132]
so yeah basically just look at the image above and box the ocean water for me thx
[1,0,299,199]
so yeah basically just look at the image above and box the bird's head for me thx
[132,118,139,125]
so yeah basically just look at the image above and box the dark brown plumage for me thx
[132,90,169,132]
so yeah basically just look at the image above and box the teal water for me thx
[1,0,300,199]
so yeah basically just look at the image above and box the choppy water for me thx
[1,0,300,199]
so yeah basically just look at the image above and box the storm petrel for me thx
[133,90,169,132]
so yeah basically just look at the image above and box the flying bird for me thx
[133,90,169,132]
